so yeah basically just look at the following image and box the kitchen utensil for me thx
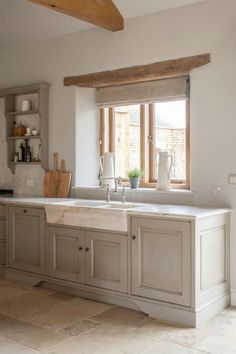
[156,149,173,190]
[100,152,115,188]
[22,100,31,112]
[14,126,26,137]
[57,159,72,198]
[32,129,39,136]
[26,127,31,135]
[44,152,60,197]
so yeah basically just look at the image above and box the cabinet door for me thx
[47,226,85,283]
[8,206,45,274]
[85,231,127,293]
[0,218,6,265]
[0,218,6,240]
[131,217,191,306]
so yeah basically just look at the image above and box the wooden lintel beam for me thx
[28,0,124,32]
[64,53,211,88]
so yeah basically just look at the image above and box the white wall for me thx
[0,0,236,294]
[75,88,98,186]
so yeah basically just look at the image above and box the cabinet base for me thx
[4,268,230,327]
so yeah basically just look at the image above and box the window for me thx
[99,99,190,188]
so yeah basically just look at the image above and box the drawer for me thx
[0,219,6,240]
[0,240,6,265]
[0,205,6,218]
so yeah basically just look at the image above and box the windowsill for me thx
[72,186,194,195]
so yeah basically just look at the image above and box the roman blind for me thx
[96,76,189,107]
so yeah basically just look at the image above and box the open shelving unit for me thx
[0,83,50,174]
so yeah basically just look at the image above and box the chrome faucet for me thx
[100,177,126,203]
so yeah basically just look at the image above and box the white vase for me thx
[100,152,115,188]
[156,150,173,190]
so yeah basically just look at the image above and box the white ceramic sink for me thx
[99,202,139,210]
[54,200,107,207]
[45,199,142,232]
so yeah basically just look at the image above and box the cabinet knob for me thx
[132,235,136,240]
[23,209,27,213]
[85,247,89,252]
[78,247,83,251]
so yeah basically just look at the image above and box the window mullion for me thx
[108,107,114,153]
[149,104,155,183]
[99,108,105,156]
[140,104,145,183]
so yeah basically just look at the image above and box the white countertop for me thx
[0,196,231,219]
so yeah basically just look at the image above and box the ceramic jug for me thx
[100,152,115,188]
[156,149,173,190]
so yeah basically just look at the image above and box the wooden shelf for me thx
[7,135,41,141]
[2,82,50,174]
[9,162,41,165]
[5,110,39,116]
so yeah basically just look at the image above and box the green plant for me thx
[127,168,144,179]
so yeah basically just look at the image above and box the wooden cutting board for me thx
[57,159,72,198]
[44,153,60,197]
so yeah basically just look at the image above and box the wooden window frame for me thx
[99,100,190,190]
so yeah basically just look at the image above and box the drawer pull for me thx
[78,247,83,251]
[132,235,136,240]
[85,247,89,252]
[23,209,27,213]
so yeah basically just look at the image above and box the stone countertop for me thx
[0,196,77,207]
[0,196,231,219]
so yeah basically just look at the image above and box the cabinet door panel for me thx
[86,231,127,293]
[131,217,191,306]
[0,219,6,240]
[0,240,6,265]
[8,206,45,274]
[47,226,85,283]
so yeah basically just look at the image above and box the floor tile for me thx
[144,341,208,354]
[0,292,58,320]
[196,334,236,354]
[49,291,77,302]
[0,313,40,341]
[91,306,154,328]
[0,338,40,354]
[25,296,113,331]
[62,319,102,336]
[18,328,71,352]
[46,324,161,354]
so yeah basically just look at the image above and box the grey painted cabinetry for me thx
[8,206,46,274]
[86,231,127,293]
[47,226,85,283]
[47,226,128,293]
[0,205,6,267]
[131,217,191,306]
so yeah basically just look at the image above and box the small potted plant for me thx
[127,168,144,189]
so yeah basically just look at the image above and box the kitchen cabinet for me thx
[47,226,85,283]
[0,205,6,266]
[8,206,45,274]
[85,230,127,293]
[4,200,230,327]
[131,217,191,306]
[47,226,128,293]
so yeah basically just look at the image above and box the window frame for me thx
[99,100,190,189]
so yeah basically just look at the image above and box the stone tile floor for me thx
[0,278,235,353]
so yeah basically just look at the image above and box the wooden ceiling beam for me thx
[64,53,211,88]
[28,0,124,32]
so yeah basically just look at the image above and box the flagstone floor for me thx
[0,278,235,353]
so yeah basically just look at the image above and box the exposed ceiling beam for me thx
[28,0,124,32]
[64,53,211,88]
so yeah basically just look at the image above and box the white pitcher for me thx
[100,152,115,188]
[156,149,173,190]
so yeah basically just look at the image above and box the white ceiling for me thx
[0,0,205,50]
